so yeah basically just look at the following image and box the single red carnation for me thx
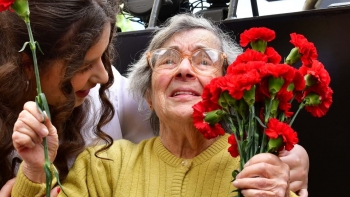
[290,33,318,67]
[265,118,299,151]
[193,101,225,139]
[240,27,276,47]
[304,86,333,117]
[259,63,296,83]
[228,134,239,157]
[225,70,261,100]
[0,0,14,11]
[299,60,331,88]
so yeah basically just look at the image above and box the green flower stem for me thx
[24,20,53,197]
[248,105,256,160]
[260,98,273,153]
[25,22,42,94]
[230,112,246,168]
[289,102,306,126]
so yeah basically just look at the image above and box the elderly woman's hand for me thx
[279,144,309,197]
[233,153,290,197]
[12,101,59,183]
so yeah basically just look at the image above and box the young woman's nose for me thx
[90,59,109,84]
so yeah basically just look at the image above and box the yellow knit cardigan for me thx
[13,134,297,197]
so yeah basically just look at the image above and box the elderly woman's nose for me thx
[175,58,196,79]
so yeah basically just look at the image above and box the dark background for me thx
[114,6,350,196]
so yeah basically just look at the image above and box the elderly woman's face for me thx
[148,29,223,123]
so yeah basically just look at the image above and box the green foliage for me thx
[116,14,138,32]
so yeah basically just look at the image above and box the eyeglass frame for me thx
[146,47,228,76]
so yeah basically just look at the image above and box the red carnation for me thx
[304,86,333,117]
[290,33,318,67]
[202,77,226,111]
[193,101,225,139]
[265,118,299,151]
[225,69,261,100]
[240,27,275,47]
[0,0,14,11]
[299,60,330,88]
[228,134,239,157]
[259,63,296,83]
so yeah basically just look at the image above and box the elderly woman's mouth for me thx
[171,91,200,97]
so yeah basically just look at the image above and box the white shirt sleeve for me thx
[84,66,154,146]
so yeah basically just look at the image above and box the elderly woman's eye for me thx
[196,57,213,67]
[157,57,176,66]
[165,59,175,64]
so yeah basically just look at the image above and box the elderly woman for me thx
[12,14,305,196]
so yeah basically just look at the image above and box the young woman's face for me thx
[39,24,110,107]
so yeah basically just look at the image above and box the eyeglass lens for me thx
[150,48,222,74]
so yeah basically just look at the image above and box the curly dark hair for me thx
[0,0,119,187]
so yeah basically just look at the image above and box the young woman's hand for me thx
[279,144,309,197]
[0,178,15,197]
[233,153,291,197]
[12,101,59,183]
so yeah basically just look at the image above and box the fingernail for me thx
[57,187,61,194]
[232,180,238,186]
[244,161,249,167]
[41,128,48,136]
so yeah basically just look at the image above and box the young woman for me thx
[0,0,118,187]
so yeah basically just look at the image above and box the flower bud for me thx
[204,110,223,125]
[11,0,29,21]
[268,77,284,98]
[243,85,256,106]
[250,39,267,53]
[304,93,321,106]
[285,47,301,65]
[219,91,236,109]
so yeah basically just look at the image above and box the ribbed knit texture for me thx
[12,134,298,197]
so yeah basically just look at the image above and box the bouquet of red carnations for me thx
[192,27,333,196]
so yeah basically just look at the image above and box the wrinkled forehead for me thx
[161,29,221,53]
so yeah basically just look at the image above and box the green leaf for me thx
[35,41,45,55]
[39,93,51,120]
[254,116,266,128]
[204,110,223,125]
[53,165,68,196]
[18,42,30,52]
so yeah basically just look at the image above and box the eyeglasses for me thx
[147,48,227,76]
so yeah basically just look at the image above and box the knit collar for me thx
[154,134,229,167]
